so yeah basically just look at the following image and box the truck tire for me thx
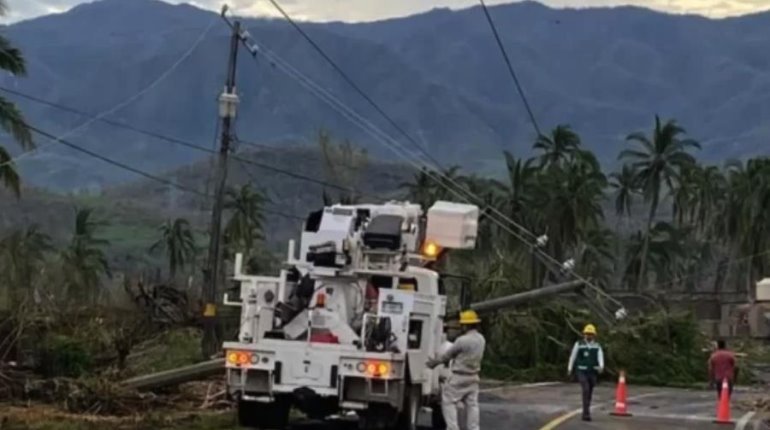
[396,385,421,430]
[237,396,291,429]
[358,404,398,430]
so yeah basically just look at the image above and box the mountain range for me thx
[2,0,770,190]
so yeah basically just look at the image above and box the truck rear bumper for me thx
[224,340,408,410]
[227,367,406,408]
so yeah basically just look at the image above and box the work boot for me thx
[582,415,592,422]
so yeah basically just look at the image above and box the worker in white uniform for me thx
[427,310,486,430]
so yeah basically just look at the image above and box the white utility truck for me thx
[221,200,591,429]
[222,200,479,429]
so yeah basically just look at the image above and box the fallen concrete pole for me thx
[470,280,585,315]
[122,358,225,391]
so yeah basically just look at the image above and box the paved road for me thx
[286,382,768,430]
[477,382,768,430]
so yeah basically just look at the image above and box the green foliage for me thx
[0,225,52,306]
[0,1,32,195]
[37,334,94,378]
[479,307,708,387]
[60,208,110,302]
[619,115,700,291]
[318,128,368,203]
[150,218,197,279]
[604,312,708,386]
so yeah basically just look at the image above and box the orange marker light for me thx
[226,350,252,366]
[367,363,377,375]
[423,241,440,259]
[378,363,390,375]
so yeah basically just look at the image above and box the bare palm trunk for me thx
[613,216,623,291]
[636,198,658,292]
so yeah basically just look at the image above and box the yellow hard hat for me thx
[583,324,597,335]
[459,310,481,325]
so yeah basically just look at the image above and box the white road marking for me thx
[537,391,667,430]
[736,411,756,430]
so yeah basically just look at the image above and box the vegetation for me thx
[0,0,766,406]
[402,119,769,295]
[60,209,111,303]
[150,218,197,280]
[0,0,32,196]
[318,129,369,204]
[400,118,770,383]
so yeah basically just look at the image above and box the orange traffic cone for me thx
[713,378,733,425]
[610,370,632,417]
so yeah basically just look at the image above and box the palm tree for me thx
[0,0,33,195]
[692,165,726,236]
[533,150,607,263]
[609,165,638,219]
[501,151,537,229]
[224,184,267,259]
[573,226,614,288]
[61,208,110,303]
[619,115,700,291]
[608,164,639,288]
[623,222,688,289]
[150,218,197,280]
[400,167,436,209]
[399,165,463,209]
[717,158,770,296]
[459,174,504,255]
[0,225,52,306]
[533,125,581,169]
[318,129,368,203]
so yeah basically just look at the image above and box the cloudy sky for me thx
[3,0,770,24]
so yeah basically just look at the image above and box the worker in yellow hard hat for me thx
[567,323,605,421]
[427,310,486,430]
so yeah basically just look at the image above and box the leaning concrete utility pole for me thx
[202,12,241,358]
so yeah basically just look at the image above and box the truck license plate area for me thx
[292,360,322,381]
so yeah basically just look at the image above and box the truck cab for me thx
[223,201,479,429]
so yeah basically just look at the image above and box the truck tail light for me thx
[226,350,252,366]
[358,361,391,378]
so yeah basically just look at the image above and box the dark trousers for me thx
[577,371,597,418]
[713,379,734,399]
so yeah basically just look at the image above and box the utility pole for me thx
[202,16,241,358]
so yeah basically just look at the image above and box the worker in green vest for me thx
[567,323,604,421]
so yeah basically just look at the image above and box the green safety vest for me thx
[575,341,601,371]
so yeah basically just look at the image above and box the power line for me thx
[0,14,218,169]
[25,123,305,221]
[477,0,542,137]
[242,37,623,309]
[263,0,445,169]
[0,86,356,194]
[27,124,207,198]
[234,137,406,183]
